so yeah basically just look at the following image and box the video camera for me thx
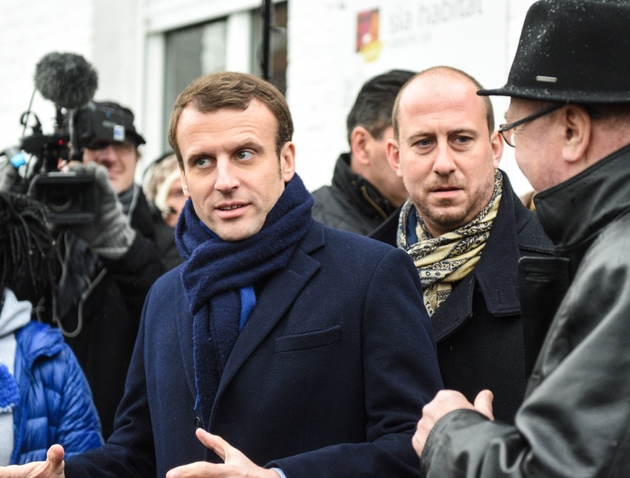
[3,52,131,225]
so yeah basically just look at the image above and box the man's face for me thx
[504,98,563,192]
[83,141,138,194]
[388,74,502,237]
[177,100,295,241]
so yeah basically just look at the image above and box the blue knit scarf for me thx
[175,174,314,427]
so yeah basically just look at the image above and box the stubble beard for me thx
[413,176,494,237]
[415,197,472,237]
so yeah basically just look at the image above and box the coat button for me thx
[195,417,202,429]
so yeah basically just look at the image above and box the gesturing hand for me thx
[412,389,494,457]
[0,444,65,478]
[166,429,281,478]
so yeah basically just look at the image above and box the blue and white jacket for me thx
[1,290,103,464]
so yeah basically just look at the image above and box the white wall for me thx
[0,0,94,151]
[0,0,140,155]
[287,0,537,195]
[0,0,537,194]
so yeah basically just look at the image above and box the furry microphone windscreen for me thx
[34,52,98,110]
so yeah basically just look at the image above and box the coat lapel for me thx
[474,186,522,316]
[431,274,474,341]
[174,278,197,400]
[212,223,325,409]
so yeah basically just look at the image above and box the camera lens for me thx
[46,186,74,212]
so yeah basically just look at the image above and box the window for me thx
[163,19,228,148]
[161,3,288,151]
[251,1,288,94]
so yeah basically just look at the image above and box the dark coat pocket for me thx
[274,325,341,353]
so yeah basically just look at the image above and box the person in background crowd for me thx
[50,101,178,439]
[414,2,630,476]
[312,70,413,235]
[143,152,187,228]
[80,101,181,268]
[370,66,553,424]
[0,105,160,441]
[0,191,102,465]
[0,71,443,478]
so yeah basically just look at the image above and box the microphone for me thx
[34,52,98,109]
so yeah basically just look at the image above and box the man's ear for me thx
[386,139,402,178]
[179,164,190,197]
[490,130,504,169]
[350,127,372,166]
[280,141,296,182]
[560,105,591,163]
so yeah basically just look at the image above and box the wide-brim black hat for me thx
[479,0,630,103]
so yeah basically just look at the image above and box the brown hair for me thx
[392,66,495,139]
[167,72,293,166]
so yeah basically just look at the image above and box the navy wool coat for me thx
[66,221,443,478]
[370,174,553,423]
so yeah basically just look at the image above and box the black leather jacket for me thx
[311,154,397,235]
[422,144,630,478]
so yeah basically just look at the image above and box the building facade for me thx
[0,0,536,194]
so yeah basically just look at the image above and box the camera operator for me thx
[55,101,181,439]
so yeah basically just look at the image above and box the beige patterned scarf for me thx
[397,170,503,316]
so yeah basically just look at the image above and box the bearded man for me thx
[371,66,553,424]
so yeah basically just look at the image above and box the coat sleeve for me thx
[268,248,444,477]
[421,229,630,478]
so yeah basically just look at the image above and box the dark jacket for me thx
[56,188,179,439]
[65,222,443,478]
[421,145,630,477]
[370,173,553,423]
[136,194,184,271]
[13,322,102,464]
[312,154,398,235]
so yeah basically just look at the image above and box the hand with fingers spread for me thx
[166,429,281,478]
[412,389,494,458]
[0,445,65,478]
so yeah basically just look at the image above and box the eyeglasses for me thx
[498,103,563,147]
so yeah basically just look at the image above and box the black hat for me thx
[479,0,630,103]
[92,100,146,145]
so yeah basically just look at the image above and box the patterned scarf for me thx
[397,170,503,316]
[175,174,314,428]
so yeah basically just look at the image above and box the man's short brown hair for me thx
[392,66,495,139]
[168,72,293,166]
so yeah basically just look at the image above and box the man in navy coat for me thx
[370,66,553,424]
[1,72,442,478]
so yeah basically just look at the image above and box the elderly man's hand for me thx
[413,389,494,457]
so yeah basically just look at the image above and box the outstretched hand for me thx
[166,429,281,478]
[0,445,65,478]
[413,389,494,457]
